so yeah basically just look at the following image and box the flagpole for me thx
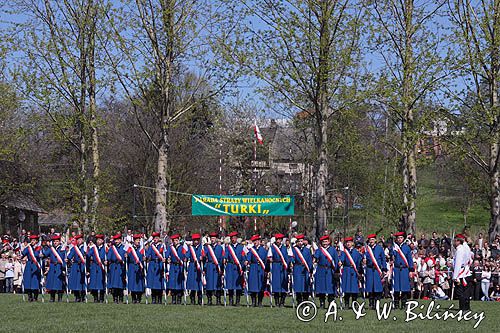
[253,129,257,232]
[219,142,223,232]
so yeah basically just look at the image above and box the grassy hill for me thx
[329,164,490,238]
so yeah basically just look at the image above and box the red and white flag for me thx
[254,121,263,145]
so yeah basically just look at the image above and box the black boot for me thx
[58,292,63,302]
[229,290,234,306]
[99,291,105,303]
[327,294,334,307]
[50,292,56,302]
[296,293,302,305]
[137,294,142,304]
[319,294,325,309]
[274,294,280,307]
[280,293,286,307]
[251,294,257,307]
[33,290,39,301]
[75,291,81,302]
[190,291,196,305]
[235,291,241,306]
[177,292,183,305]
[258,292,263,307]
[208,295,213,305]
[216,291,222,305]
[197,292,203,305]
[401,292,408,309]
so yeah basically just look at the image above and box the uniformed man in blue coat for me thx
[291,234,313,304]
[127,234,145,304]
[339,236,362,308]
[166,234,185,304]
[314,235,339,308]
[21,234,42,302]
[185,233,204,305]
[268,233,290,307]
[66,235,87,302]
[108,233,126,303]
[145,232,165,304]
[364,233,387,309]
[224,231,245,306]
[246,234,267,307]
[203,232,223,305]
[43,234,66,302]
[87,234,106,303]
[391,231,413,309]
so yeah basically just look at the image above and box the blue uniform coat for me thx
[313,246,339,295]
[291,246,313,293]
[43,245,66,291]
[126,246,145,292]
[186,244,203,291]
[203,244,223,291]
[146,243,165,290]
[391,243,413,292]
[67,245,87,291]
[87,245,106,291]
[364,244,387,293]
[339,248,362,294]
[22,245,42,290]
[268,244,289,293]
[107,244,126,289]
[166,244,185,291]
[224,243,245,290]
[246,245,267,293]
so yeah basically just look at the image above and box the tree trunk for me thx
[88,4,100,231]
[154,137,169,232]
[489,143,500,243]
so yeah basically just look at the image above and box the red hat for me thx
[250,235,261,241]
[344,236,353,242]
[2,239,9,244]
[228,231,239,237]
[133,234,142,240]
[455,234,465,240]
[209,232,218,238]
[394,232,405,237]
[191,233,201,240]
[295,234,304,240]
[51,235,61,241]
[29,235,39,240]
[319,235,330,242]
[274,233,285,239]
[74,235,83,240]
[170,234,180,240]
[95,234,105,239]
[112,234,122,240]
[152,232,161,237]
[367,234,377,239]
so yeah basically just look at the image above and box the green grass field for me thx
[1,294,498,332]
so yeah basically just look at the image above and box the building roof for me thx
[0,192,45,213]
[38,209,72,226]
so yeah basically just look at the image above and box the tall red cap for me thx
[228,231,239,237]
[170,234,180,240]
[274,233,285,239]
[455,234,465,240]
[319,235,330,242]
[29,235,39,240]
[51,235,61,241]
[367,234,377,239]
[152,232,161,237]
[95,234,105,239]
[295,234,304,240]
[250,235,261,241]
[394,232,405,237]
[344,236,353,242]
[74,235,83,240]
[133,234,142,240]
[191,233,201,240]
[112,234,122,240]
[209,232,218,238]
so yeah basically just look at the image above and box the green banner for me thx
[191,195,294,216]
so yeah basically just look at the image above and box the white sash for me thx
[393,243,409,268]
[50,246,63,264]
[151,243,164,261]
[366,245,383,277]
[227,244,242,274]
[111,245,123,263]
[206,244,221,273]
[249,246,265,270]
[74,245,86,264]
[28,245,40,269]
[319,246,335,269]
[293,246,310,272]
[272,244,288,270]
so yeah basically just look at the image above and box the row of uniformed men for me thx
[21,231,418,309]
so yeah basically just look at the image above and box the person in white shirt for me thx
[452,234,473,310]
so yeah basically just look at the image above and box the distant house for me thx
[0,192,44,237]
